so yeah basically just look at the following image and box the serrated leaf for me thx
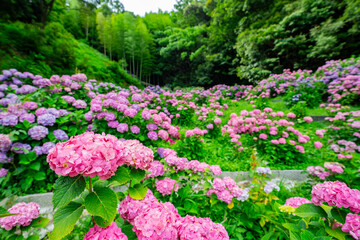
[48,202,84,240]
[128,184,148,200]
[109,167,131,186]
[295,203,327,218]
[85,187,117,222]
[53,176,86,210]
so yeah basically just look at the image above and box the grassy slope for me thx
[0,22,141,88]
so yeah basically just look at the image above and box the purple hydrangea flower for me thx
[42,142,55,154]
[33,146,43,156]
[131,94,142,102]
[264,181,280,193]
[11,143,31,154]
[46,108,60,118]
[117,123,129,133]
[1,115,18,126]
[28,126,49,140]
[19,113,35,123]
[0,168,8,177]
[37,114,56,126]
[73,100,87,109]
[147,131,158,141]
[0,152,12,164]
[130,125,140,134]
[146,123,158,131]
[53,129,69,141]
[0,134,12,152]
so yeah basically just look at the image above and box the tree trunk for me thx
[40,0,56,30]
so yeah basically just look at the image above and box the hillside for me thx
[0,21,141,87]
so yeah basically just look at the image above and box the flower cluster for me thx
[84,223,128,240]
[342,213,360,240]
[207,177,247,204]
[47,133,153,180]
[311,181,360,213]
[156,178,179,196]
[0,202,40,230]
[118,190,229,240]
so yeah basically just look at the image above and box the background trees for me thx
[1,0,359,87]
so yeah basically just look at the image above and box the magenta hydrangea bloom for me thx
[311,181,360,213]
[0,202,40,230]
[121,140,153,170]
[177,215,229,240]
[133,201,180,240]
[156,178,179,196]
[118,190,158,225]
[84,222,128,240]
[342,213,360,240]
[47,132,126,180]
[284,197,311,208]
[145,161,165,179]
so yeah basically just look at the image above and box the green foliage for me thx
[52,176,86,210]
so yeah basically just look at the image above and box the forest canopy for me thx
[0,0,359,87]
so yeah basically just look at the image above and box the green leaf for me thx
[27,151,37,162]
[94,216,112,228]
[301,230,315,240]
[85,187,117,222]
[29,162,41,171]
[128,184,148,200]
[48,202,84,240]
[295,203,328,218]
[290,231,300,240]
[109,167,131,186]
[34,172,46,181]
[130,168,145,186]
[325,225,347,240]
[261,231,274,240]
[331,208,347,224]
[53,176,86,210]
[28,217,50,228]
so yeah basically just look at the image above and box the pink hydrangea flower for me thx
[118,190,158,225]
[0,202,40,230]
[342,213,360,240]
[133,201,180,239]
[314,141,323,149]
[47,132,126,180]
[284,197,311,208]
[214,118,221,125]
[311,181,360,213]
[84,223,128,240]
[177,215,229,240]
[303,117,313,123]
[156,178,179,196]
